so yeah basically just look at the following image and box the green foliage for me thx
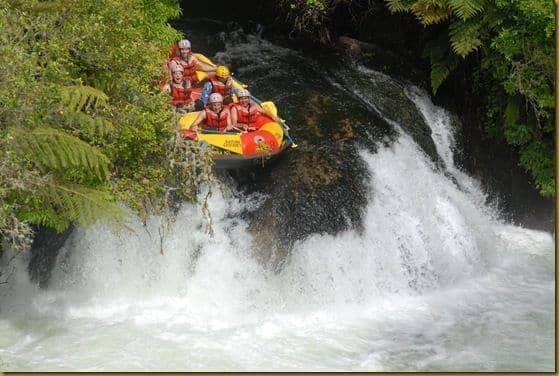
[281,0,351,42]
[384,0,555,196]
[423,39,459,93]
[448,20,482,57]
[447,0,483,20]
[61,86,109,113]
[410,0,452,25]
[386,0,418,13]
[12,127,110,181]
[0,0,212,251]
[430,63,450,93]
[19,182,126,232]
[519,140,555,197]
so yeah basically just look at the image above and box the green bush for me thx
[0,0,213,252]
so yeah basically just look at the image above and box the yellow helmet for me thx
[216,65,231,79]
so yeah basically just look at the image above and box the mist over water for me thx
[0,33,554,371]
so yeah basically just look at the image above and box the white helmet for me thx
[208,93,223,103]
[237,89,251,98]
[177,39,191,49]
[169,61,184,73]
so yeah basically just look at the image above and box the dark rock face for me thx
[28,225,74,288]
[241,145,370,271]
[336,36,427,85]
[451,114,555,233]
[328,40,441,167]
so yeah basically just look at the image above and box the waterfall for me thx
[0,48,553,372]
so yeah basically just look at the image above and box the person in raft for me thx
[162,62,198,113]
[169,39,215,85]
[199,65,234,105]
[230,89,283,131]
[189,93,233,132]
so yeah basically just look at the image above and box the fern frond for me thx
[11,127,110,181]
[19,182,126,231]
[43,183,126,228]
[385,0,417,12]
[64,111,115,138]
[60,85,109,112]
[447,0,483,20]
[431,63,450,93]
[411,0,452,25]
[448,20,482,57]
[18,205,70,232]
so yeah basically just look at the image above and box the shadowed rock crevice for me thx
[28,225,74,288]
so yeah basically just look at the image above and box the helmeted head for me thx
[169,61,183,72]
[177,39,191,49]
[208,92,224,111]
[177,39,192,59]
[216,65,231,80]
[208,93,223,103]
[169,62,184,81]
[237,88,250,98]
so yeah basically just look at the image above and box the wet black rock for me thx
[28,225,74,288]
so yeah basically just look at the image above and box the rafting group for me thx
[163,39,281,132]
[159,39,294,168]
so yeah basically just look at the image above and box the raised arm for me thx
[230,106,239,127]
[225,109,233,131]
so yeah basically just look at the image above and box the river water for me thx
[0,20,554,372]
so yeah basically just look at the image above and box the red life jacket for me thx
[209,76,231,97]
[233,103,260,126]
[170,82,192,106]
[172,55,198,83]
[204,108,229,131]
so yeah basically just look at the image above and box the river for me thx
[0,18,554,372]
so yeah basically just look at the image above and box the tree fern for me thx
[11,127,110,181]
[58,85,114,139]
[17,204,70,232]
[64,110,115,139]
[447,0,483,20]
[18,182,126,232]
[45,183,125,228]
[385,0,417,12]
[430,63,450,93]
[60,85,109,113]
[410,0,452,25]
[448,20,482,57]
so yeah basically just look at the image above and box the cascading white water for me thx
[0,75,554,371]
